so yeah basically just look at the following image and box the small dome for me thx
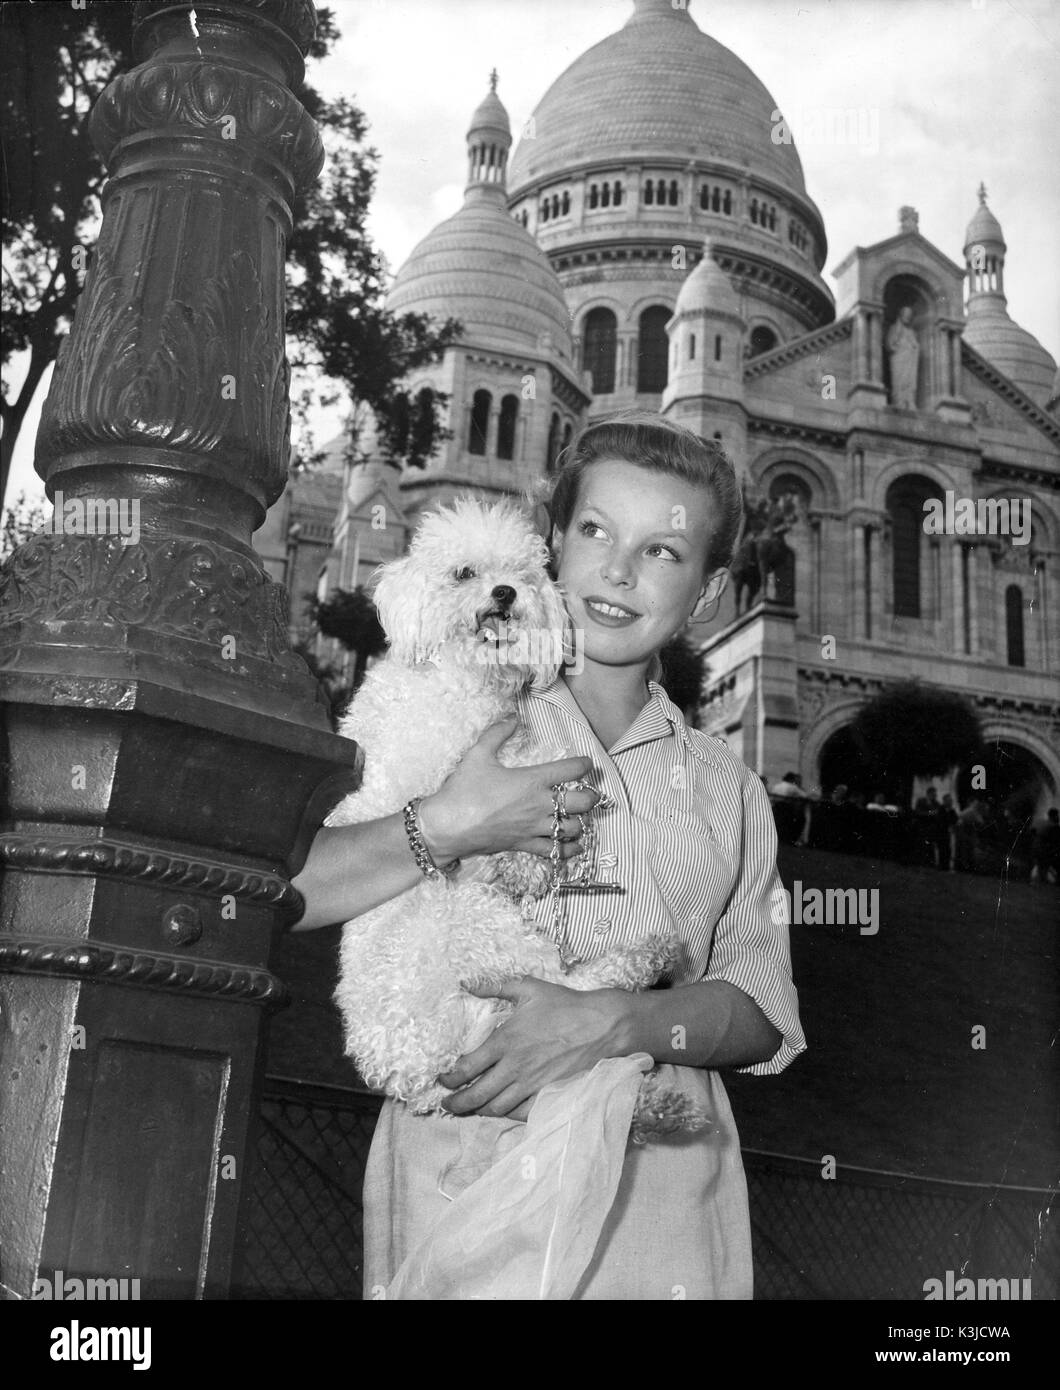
[964,308,1057,408]
[468,83,509,142]
[964,184,1005,252]
[388,81,573,361]
[674,243,741,318]
[388,204,572,360]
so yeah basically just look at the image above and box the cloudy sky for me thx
[6,0,1058,506]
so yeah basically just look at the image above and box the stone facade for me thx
[263,0,1059,813]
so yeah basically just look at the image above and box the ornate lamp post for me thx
[0,0,360,1299]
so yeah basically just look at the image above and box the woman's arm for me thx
[290,719,600,931]
[437,977,779,1118]
[620,979,782,1067]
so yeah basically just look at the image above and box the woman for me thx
[293,411,805,1299]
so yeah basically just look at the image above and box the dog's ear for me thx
[528,571,570,690]
[371,552,437,665]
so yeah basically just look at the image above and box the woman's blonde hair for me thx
[544,409,743,574]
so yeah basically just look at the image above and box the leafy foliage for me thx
[850,681,982,796]
[309,585,387,693]
[1,4,460,503]
[1,1,136,499]
[658,632,709,715]
[1,491,48,562]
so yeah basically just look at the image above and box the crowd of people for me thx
[765,772,1060,883]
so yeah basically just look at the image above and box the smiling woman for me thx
[327,410,807,1299]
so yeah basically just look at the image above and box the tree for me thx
[658,632,709,717]
[290,637,349,724]
[309,585,387,693]
[1,4,460,506]
[1,490,48,563]
[1,1,135,504]
[849,680,983,808]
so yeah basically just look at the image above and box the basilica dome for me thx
[509,0,807,203]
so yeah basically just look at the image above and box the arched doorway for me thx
[818,725,897,802]
[955,739,1056,876]
[956,740,1054,819]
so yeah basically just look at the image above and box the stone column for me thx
[619,330,637,391]
[851,520,866,641]
[1038,558,1051,672]
[952,541,967,654]
[0,0,361,1301]
[866,523,882,641]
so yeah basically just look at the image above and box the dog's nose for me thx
[491,585,516,608]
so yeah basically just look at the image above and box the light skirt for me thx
[362,1064,753,1301]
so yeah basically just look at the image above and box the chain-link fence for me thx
[231,1076,1057,1301]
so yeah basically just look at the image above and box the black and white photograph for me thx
[1,0,1057,1348]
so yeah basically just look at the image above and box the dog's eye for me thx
[453,566,477,582]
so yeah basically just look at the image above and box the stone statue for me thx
[731,487,800,614]
[887,306,920,409]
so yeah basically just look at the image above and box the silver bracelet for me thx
[402,797,459,880]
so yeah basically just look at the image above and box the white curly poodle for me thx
[328,495,707,1140]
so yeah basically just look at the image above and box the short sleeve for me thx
[701,765,806,1075]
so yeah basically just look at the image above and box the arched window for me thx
[468,389,491,455]
[656,178,666,204]
[601,181,611,207]
[644,181,654,206]
[409,386,437,465]
[540,201,549,222]
[546,412,561,473]
[583,307,617,394]
[551,194,560,218]
[668,179,679,206]
[700,185,710,210]
[886,476,940,619]
[723,190,732,214]
[689,332,696,361]
[712,187,721,212]
[714,334,722,362]
[613,180,623,206]
[561,191,570,215]
[497,394,518,461]
[1006,584,1025,667]
[637,305,671,393]
[748,325,778,358]
[750,197,759,225]
[769,207,777,231]
[589,184,599,209]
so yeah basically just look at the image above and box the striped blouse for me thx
[515,677,806,1076]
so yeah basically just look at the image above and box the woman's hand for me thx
[418,718,601,864]
[437,977,638,1120]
